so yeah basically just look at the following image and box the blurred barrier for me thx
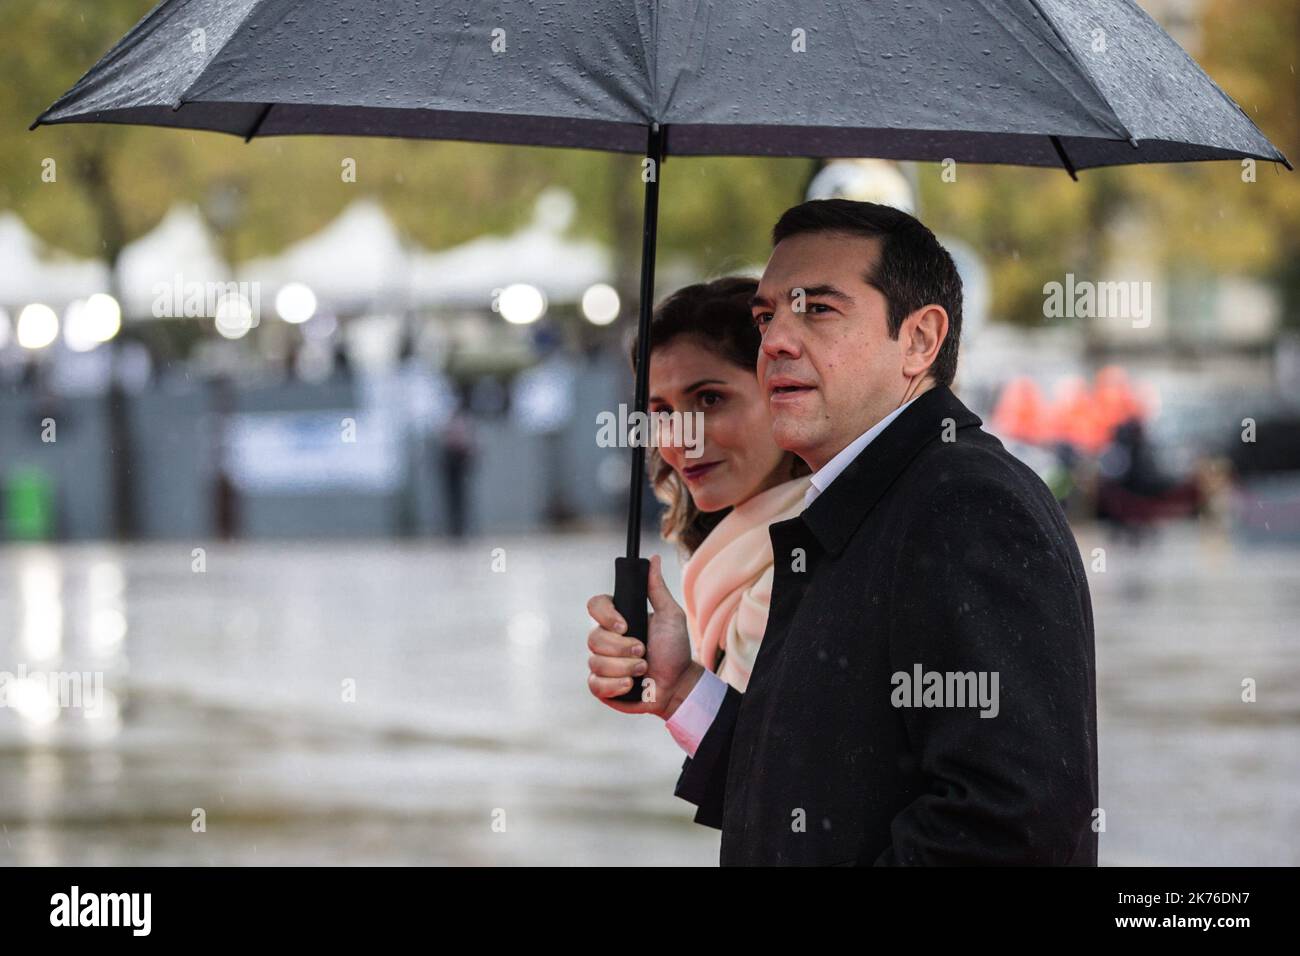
[1231,475,1300,543]
[0,358,631,541]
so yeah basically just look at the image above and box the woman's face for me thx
[648,336,790,513]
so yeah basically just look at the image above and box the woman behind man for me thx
[626,276,810,692]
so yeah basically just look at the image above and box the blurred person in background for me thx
[441,399,476,539]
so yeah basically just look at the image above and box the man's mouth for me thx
[682,461,722,482]
[768,378,816,402]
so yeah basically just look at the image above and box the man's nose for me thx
[760,308,802,361]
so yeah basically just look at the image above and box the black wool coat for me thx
[674,385,1099,865]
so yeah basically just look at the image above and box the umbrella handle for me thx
[611,556,650,703]
[610,124,663,706]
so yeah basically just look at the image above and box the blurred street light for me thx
[63,293,122,351]
[215,293,254,339]
[63,300,93,352]
[275,282,317,324]
[85,293,122,342]
[498,283,546,325]
[17,303,59,349]
[581,283,620,326]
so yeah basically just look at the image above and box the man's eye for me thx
[753,312,773,325]
[807,303,832,314]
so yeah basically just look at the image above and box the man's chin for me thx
[771,417,820,460]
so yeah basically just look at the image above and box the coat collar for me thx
[797,385,983,557]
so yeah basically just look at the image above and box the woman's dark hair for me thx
[628,276,810,555]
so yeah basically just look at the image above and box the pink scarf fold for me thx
[681,475,812,692]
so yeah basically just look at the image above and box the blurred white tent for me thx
[5,190,617,329]
[116,205,232,318]
[0,212,112,310]
[241,199,411,316]
[410,188,611,309]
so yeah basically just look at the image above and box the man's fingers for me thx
[588,651,649,680]
[587,626,645,658]
[587,671,636,700]
[645,554,682,618]
[585,593,627,633]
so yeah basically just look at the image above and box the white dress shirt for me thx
[664,397,919,756]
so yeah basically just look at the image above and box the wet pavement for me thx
[1,523,1296,865]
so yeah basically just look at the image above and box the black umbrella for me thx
[34,0,1289,702]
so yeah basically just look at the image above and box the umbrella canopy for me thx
[33,0,1290,703]
[32,0,1289,170]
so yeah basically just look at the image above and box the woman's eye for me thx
[753,312,773,326]
[698,391,723,408]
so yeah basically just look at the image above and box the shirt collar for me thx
[790,385,984,558]
[803,397,919,509]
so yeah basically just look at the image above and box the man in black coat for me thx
[586,200,1098,865]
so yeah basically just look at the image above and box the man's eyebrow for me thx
[750,285,855,309]
[798,284,853,302]
[649,378,726,403]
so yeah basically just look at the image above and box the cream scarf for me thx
[681,474,812,692]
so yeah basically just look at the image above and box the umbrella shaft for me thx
[626,124,664,560]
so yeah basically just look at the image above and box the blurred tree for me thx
[0,0,147,296]
[918,160,1109,329]
[1138,0,1299,329]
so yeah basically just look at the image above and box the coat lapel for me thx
[750,386,984,688]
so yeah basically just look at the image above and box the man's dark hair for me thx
[771,199,962,388]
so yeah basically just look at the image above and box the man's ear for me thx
[900,305,948,380]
